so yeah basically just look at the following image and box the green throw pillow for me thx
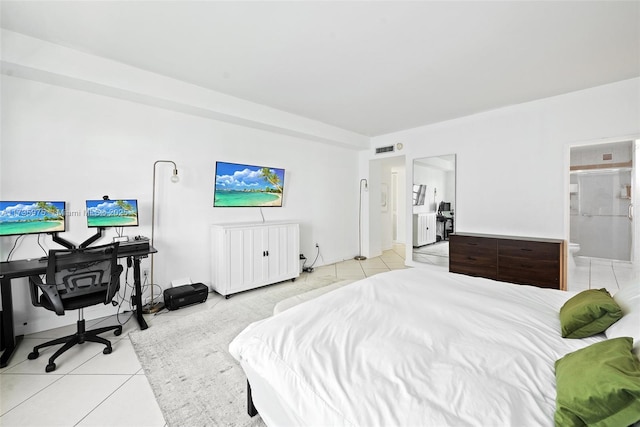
[555,337,640,427]
[559,289,623,338]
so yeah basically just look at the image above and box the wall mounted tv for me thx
[86,199,139,228]
[214,161,285,207]
[0,201,66,236]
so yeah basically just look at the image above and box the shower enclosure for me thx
[569,141,634,262]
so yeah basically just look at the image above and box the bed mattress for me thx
[230,268,604,426]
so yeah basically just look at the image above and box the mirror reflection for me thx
[412,154,456,266]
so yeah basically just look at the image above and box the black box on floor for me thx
[163,283,209,310]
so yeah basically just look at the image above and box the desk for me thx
[0,245,156,368]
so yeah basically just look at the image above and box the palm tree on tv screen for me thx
[35,201,63,219]
[115,200,135,216]
[259,168,282,193]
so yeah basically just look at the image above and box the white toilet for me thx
[568,242,581,268]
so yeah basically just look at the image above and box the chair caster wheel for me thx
[45,363,56,372]
[103,347,112,355]
[28,351,39,360]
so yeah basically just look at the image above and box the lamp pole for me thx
[354,178,368,261]
[144,160,179,314]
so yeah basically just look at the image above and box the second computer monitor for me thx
[86,199,139,228]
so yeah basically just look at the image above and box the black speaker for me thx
[163,283,209,310]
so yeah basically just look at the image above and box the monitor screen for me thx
[0,201,66,236]
[86,199,139,228]
[439,201,451,212]
[214,161,285,207]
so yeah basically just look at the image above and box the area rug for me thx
[130,275,341,427]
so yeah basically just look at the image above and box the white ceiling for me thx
[1,1,639,137]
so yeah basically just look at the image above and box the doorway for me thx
[569,140,635,263]
[368,156,406,259]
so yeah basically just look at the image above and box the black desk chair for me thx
[27,243,123,372]
[444,216,454,240]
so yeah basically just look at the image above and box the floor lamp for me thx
[354,178,368,261]
[144,160,179,314]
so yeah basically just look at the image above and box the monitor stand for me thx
[51,233,76,250]
[79,227,105,249]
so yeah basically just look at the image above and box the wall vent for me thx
[375,145,395,154]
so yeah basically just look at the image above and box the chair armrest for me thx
[105,264,124,304]
[28,275,43,307]
[29,275,65,315]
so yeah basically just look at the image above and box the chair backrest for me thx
[46,242,122,305]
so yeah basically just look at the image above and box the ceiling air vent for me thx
[375,145,395,154]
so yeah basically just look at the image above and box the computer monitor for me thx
[439,201,451,212]
[0,201,66,236]
[86,199,139,228]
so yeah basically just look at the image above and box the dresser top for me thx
[450,232,565,244]
[212,221,299,228]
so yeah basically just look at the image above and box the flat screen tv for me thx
[0,201,66,236]
[86,199,139,228]
[214,161,285,207]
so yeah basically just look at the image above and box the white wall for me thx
[369,78,640,264]
[1,36,361,334]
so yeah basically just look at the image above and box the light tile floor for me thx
[2,244,634,426]
[569,256,639,294]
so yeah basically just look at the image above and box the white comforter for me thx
[230,268,603,427]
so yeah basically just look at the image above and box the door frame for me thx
[565,136,639,264]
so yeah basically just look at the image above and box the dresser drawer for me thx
[449,235,498,279]
[498,240,560,261]
[450,254,498,279]
[498,256,560,289]
[450,235,497,253]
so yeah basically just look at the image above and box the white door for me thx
[248,227,269,286]
[227,227,268,292]
[392,172,398,242]
[267,224,298,281]
[227,228,249,291]
[632,140,638,262]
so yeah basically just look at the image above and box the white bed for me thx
[229,268,609,426]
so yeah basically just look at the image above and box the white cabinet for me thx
[211,222,300,297]
[412,213,436,247]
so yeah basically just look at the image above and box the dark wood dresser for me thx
[449,233,566,290]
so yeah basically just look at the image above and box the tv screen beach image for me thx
[86,199,139,227]
[0,201,66,236]
[215,162,285,207]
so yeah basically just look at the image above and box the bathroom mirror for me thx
[412,154,456,266]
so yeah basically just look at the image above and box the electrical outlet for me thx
[315,242,319,248]
[143,269,150,278]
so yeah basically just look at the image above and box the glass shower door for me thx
[570,168,632,261]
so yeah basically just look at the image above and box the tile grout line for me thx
[0,372,66,419]
[72,373,138,427]
[610,261,620,290]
